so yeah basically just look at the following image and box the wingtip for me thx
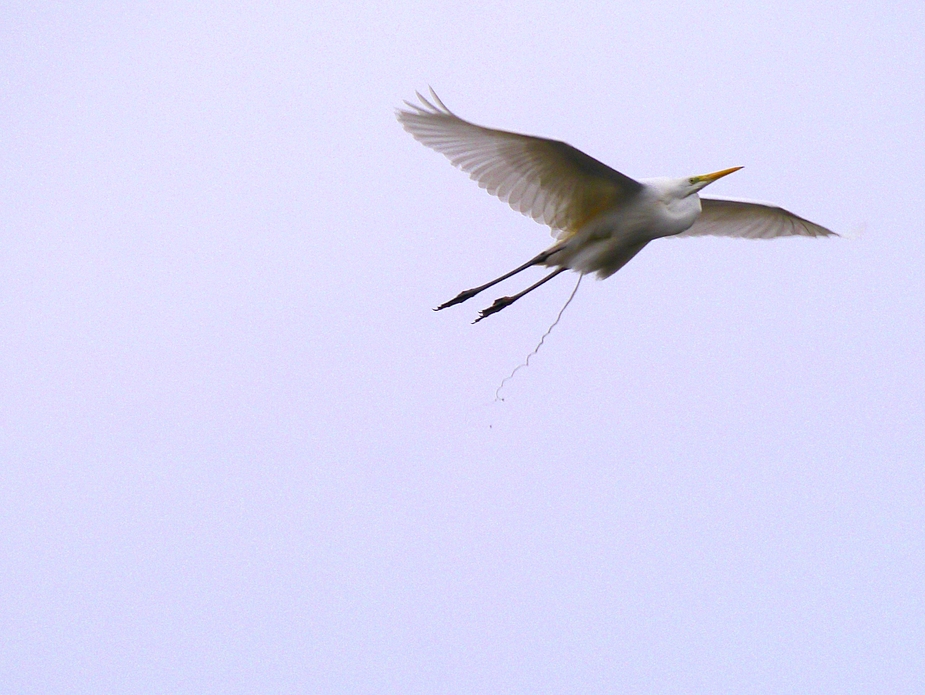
[396,87,449,120]
[397,87,452,116]
[428,87,450,112]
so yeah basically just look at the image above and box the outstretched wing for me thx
[397,90,643,238]
[679,197,836,239]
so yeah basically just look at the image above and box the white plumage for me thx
[397,90,835,322]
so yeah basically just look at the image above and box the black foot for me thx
[473,296,514,323]
[434,287,480,311]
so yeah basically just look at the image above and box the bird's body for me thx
[547,177,705,277]
[397,90,835,322]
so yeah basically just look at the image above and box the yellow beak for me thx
[694,166,743,184]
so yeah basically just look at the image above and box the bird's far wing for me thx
[397,90,643,239]
[678,197,837,239]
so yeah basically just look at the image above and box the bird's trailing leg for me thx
[434,245,563,311]
[474,267,568,323]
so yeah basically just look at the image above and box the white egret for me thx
[397,90,835,322]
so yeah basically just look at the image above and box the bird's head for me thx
[683,166,743,196]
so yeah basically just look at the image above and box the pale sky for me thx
[2,2,924,693]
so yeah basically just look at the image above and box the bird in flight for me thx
[397,90,835,323]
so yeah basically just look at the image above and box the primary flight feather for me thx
[397,89,835,322]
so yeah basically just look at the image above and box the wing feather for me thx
[680,197,836,239]
[397,90,643,237]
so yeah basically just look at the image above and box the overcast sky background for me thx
[2,2,924,693]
